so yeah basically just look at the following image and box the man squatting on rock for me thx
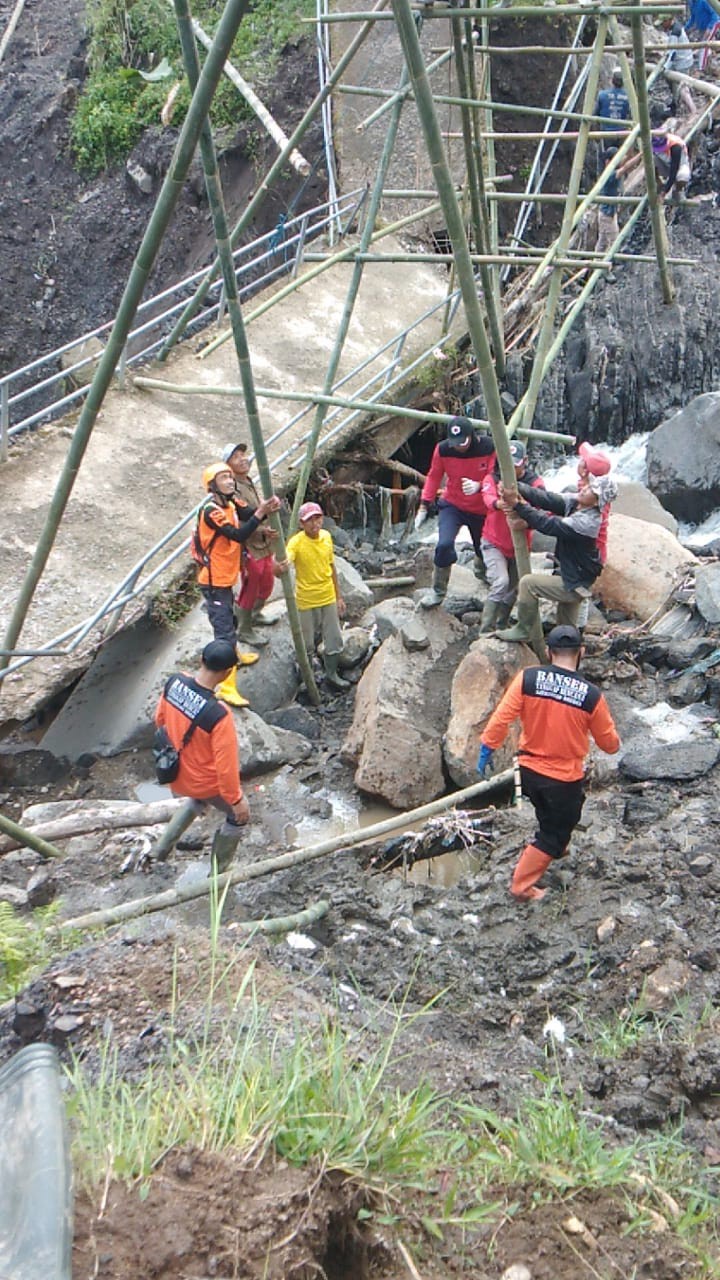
[477,624,621,900]
[495,470,618,642]
[195,461,281,707]
[221,441,284,648]
[414,415,496,608]
[153,640,250,871]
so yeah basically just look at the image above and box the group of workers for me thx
[153,415,621,904]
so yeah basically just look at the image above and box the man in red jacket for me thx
[152,639,250,872]
[415,416,495,608]
[477,624,620,901]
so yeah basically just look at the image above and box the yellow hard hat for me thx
[202,462,231,491]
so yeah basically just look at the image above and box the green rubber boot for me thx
[154,800,199,862]
[420,565,451,609]
[236,606,269,647]
[324,651,351,691]
[496,600,535,643]
[495,601,513,628]
[210,825,241,874]
[480,600,502,634]
[252,602,278,626]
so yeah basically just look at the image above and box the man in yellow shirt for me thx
[284,502,348,691]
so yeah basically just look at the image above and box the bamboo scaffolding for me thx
[428,40,720,54]
[390,0,545,658]
[444,128,637,141]
[356,48,454,133]
[300,249,697,267]
[0,0,252,683]
[518,17,608,436]
[159,0,387,360]
[0,811,64,861]
[289,53,411,528]
[631,13,675,304]
[339,84,645,128]
[58,770,514,934]
[174,0,320,703]
[450,9,505,376]
[312,6,685,22]
[132,376,577,445]
[197,201,442,359]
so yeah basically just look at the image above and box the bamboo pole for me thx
[0,0,252,683]
[431,40,720,54]
[518,17,608,437]
[355,48,453,132]
[444,128,636,141]
[450,10,505,378]
[159,0,387,360]
[183,9,310,174]
[608,16,639,120]
[390,0,545,659]
[0,0,27,67]
[312,6,685,22]
[0,811,64,861]
[173,0,320,702]
[132,375,577,444]
[301,249,696,267]
[631,14,675,305]
[197,200,443,359]
[338,83,645,128]
[57,770,514,933]
[289,55,411,528]
[479,16,500,324]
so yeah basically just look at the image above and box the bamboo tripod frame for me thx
[3,0,719,672]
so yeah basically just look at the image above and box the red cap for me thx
[579,442,611,477]
[298,501,323,522]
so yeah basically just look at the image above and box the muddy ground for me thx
[2,613,720,1278]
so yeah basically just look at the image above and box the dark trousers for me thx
[435,500,485,567]
[200,585,236,647]
[520,765,585,859]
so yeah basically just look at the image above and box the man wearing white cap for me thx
[283,502,349,691]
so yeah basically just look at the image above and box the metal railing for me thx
[0,189,366,454]
[0,275,457,681]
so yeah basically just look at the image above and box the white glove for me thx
[461,478,481,496]
[414,507,428,531]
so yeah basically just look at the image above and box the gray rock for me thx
[620,739,720,781]
[666,636,718,668]
[362,597,417,641]
[233,710,312,777]
[235,625,301,717]
[695,562,720,624]
[26,871,58,909]
[337,626,371,669]
[265,706,321,741]
[612,479,677,533]
[125,159,153,195]
[401,617,430,651]
[0,883,29,909]
[667,672,708,706]
[0,744,71,786]
[334,556,374,616]
[647,393,720,523]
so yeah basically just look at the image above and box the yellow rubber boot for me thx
[216,667,250,708]
[236,647,259,667]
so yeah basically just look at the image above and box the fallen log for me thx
[58,771,513,933]
[0,800,183,856]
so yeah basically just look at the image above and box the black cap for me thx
[546,624,583,651]
[447,416,473,447]
[202,639,237,671]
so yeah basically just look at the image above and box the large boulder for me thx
[443,640,534,786]
[695,563,720,625]
[647,393,720,523]
[597,514,696,622]
[612,480,677,535]
[233,710,312,777]
[361,597,416,641]
[620,739,720,781]
[342,609,467,809]
[334,556,374,617]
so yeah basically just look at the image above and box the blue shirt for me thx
[599,169,620,217]
[596,86,631,135]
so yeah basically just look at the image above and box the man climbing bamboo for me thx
[477,624,620,901]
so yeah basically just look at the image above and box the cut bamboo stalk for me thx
[57,770,514,933]
[312,6,685,23]
[301,250,696,267]
[174,0,320,702]
[631,14,675,305]
[0,0,27,67]
[0,811,64,861]
[391,0,544,659]
[159,0,388,360]
[518,16,608,436]
[0,0,252,683]
[289,55,411,527]
[183,10,310,173]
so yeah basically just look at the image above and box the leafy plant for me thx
[0,901,62,1001]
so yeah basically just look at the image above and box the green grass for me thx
[64,952,720,1271]
[71,0,315,174]
[0,901,66,1001]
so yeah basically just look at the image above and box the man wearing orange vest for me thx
[652,130,691,203]
[196,462,280,706]
[477,624,620,901]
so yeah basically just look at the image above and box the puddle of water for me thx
[135,780,174,804]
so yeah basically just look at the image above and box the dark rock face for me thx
[532,209,720,446]
[620,739,720,781]
[0,744,70,786]
[646,393,720,522]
